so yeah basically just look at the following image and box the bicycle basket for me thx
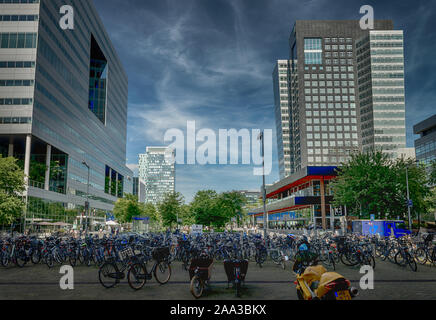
[152,247,170,262]
[118,247,134,261]
[223,260,249,283]
[189,258,213,280]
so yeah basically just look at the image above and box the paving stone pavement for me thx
[0,258,435,300]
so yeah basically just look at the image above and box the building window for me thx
[88,35,108,125]
[304,38,322,65]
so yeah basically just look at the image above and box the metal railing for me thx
[28,180,44,189]
[28,180,65,194]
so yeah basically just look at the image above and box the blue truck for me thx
[352,220,412,238]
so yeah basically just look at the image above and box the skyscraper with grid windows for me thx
[139,147,175,205]
[273,20,406,174]
[356,30,406,157]
[273,60,292,179]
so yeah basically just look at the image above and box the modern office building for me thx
[132,177,146,203]
[139,147,175,205]
[276,20,403,174]
[356,30,406,157]
[0,0,133,229]
[234,190,261,207]
[133,177,139,197]
[248,166,342,230]
[273,60,292,179]
[414,114,436,165]
[396,147,416,160]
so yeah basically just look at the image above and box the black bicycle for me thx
[127,247,172,290]
[98,246,142,288]
[189,255,214,299]
[224,259,248,297]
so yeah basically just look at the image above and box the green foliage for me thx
[426,187,436,222]
[142,202,163,231]
[190,190,220,227]
[179,204,195,226]
[113,194,143,223]
[430,161,436,186]
[219,191,247,226]
[394,157,433,219]
[0,156,26,225]
[157,192,184,228]
[190,190,247,228]
[331,151,432,222]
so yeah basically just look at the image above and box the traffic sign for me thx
[407,200,413,208]
[190,224,203,236]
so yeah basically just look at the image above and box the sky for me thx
[92,0,436,202]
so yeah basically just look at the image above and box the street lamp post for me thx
[258,131,268,238]
[405,166,412,231]
[82,161,90,236]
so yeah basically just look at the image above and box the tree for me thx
[190,190,246,228]
[0,156,26,225]
[219,192,247,226]
[430,160,436,187]
[158,192,184,228]
[141,202,162,231]
[179,204,195,226]
[190,190,221,227]
[394,157,433,223]
[113,194,143,223]
[331,151,432,222]
[331,151,396,218]
[426,187,436,222]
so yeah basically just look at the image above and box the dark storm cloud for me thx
[92,0,436,201]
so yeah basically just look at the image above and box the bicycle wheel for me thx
[98,261,119,288]
[375,245,384,258]
[388,248,398,263]
[407,254,417,272]
[364,255,375,270]
[255,254,263,267]
[322,253,336,270]
[31,250,41,264]
[394,251,406,267]
[270,250,280,264]
[235,281,241,298]
[127,263,147,290]
[256,251,267,266]
[69,254,77,267]
[340,252,357,266]
[2,255,9,267]
[182,254,190,270]
[414,248,427,265]
[85,252,92,267]
[15,251,27,268]
[154,260,171,284]
[46,254,54,268]
[190,275,204,299]
[78,251,85,265]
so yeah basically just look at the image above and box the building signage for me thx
[191,224,203,235]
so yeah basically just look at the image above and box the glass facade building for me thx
[356,30,406,157]
[139,147,175,205]
[132,177,146,203]
[414,115,436,166]
[273,60,292,178]
[248,166,342,230]
[0,0,133,228]
[274,20,406,175]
